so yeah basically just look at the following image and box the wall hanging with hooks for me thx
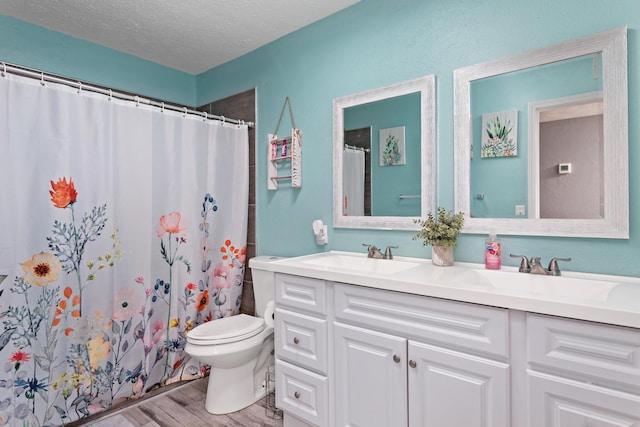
[268,97,302,190]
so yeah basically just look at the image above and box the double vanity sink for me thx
[266,250,640,328]
[265,251,640,427]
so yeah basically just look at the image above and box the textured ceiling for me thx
[0,0,359,74]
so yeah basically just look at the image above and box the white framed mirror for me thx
[454,27,628,238]
[333,75,436,230]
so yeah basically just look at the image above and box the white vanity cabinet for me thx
[274,274,330,427]
[333,283,510,427]
[272,267,640,427]
[526,313,640,426]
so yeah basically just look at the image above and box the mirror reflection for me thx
[469,54,603,219]
[454,27,628,238]
[343,92,421,217]
[333,75,435,230]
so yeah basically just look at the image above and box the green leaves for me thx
[413,207,465,248]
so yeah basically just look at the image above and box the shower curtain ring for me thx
[108,89,113,101]
[183,107,187,117]
[221,115,226,124]
[40,73,45,86]
[135,96,140,107]
[1,62,6,77]
[77,82,82,94]
[161,102,165,113]
[202,111,207,121]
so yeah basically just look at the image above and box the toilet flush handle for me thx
[293,337,300,344]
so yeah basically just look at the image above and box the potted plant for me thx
[413,207,465,266]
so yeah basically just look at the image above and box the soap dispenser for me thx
[485,232,501,270]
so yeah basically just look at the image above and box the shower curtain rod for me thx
[0,61,254,128]
[344,143,370,152]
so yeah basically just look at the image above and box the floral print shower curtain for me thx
[0,73,248,426]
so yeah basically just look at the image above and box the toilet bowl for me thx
[185,256,281,415]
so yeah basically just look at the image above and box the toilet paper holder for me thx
[265,364,282,419]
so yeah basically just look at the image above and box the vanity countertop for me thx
[256,251,640,328]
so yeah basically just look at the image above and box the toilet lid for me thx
[188,314,265,344]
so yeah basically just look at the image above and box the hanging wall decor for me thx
[379,126,406,166]
[481,110,518,158]
[268,97,302,189]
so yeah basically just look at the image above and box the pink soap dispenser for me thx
[485,232,501,270]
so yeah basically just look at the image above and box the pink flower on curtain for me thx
[112,287,144,321]
[156,212,188,238]
[145,319,165,348]
[211,263,233,289]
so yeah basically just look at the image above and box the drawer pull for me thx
[409,360,417,369]
[393,354,401,363]
[293,337,300,344]
[294,391,301,399]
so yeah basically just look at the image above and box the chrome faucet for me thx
[363,244,397,259]
[528,257,547,275]
[384,245,398,260]
[363,243,384,259]
[547,257,572,276]
[510,254,571,276]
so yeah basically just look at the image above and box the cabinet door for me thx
[408,340,510,427]
[334,322,408,427]
[529,370,640,427]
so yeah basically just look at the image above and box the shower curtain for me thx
[0,73,248,426]
[342,148,365,216]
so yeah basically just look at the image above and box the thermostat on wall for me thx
[558,163,572,174]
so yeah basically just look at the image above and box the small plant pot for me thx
[431,246,454,267]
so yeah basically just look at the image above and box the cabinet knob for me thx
[293,337,300,344]
[409,360,417,369]
[393,354,401,363]
[294,391,301,399]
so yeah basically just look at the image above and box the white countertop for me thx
[253,251,640,328]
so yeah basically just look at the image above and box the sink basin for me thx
[467,269,618,301]
[301,253,420,275]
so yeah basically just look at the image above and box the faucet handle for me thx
[547,257,572,276]
[384,245,398,260]
[509,254,531,273]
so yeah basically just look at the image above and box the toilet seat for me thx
[188,314,266,345]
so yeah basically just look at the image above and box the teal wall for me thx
[198,0,640,276]
[0,16,196,105]
[2,0,640,276]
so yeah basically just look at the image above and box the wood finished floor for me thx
[79,378,283,427]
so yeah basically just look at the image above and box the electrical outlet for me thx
[515,205,525,216]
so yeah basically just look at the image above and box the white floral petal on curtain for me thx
[0,73,248,425]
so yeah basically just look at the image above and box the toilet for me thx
[185,256,280,414]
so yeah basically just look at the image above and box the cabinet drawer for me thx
[276,274,327,316]
[334,283,509,359]
[275,307,328,374]
[527,313,640,393]
[275,359,328,427]
[528,370,640,426]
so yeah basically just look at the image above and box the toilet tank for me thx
[248,256,284,317]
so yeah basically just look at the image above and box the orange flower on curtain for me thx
[49,177,78,208]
